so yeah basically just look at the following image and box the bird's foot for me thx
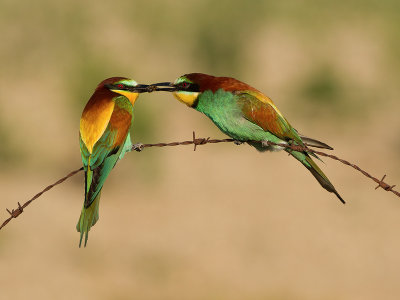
[261,140,270,148]
[234,140,244,145]
[132,143,144,152]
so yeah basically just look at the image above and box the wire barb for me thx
[192,131,210,151]
[1,132,399,231]
[0,167,83,231]
[6,202,23,218]
[374,174,396,192]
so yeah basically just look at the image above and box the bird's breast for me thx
[80,96,116,153]
[108,105,133,148]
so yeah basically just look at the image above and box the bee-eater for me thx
[151,73,344,203]
[78,77,147,247]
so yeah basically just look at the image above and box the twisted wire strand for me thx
[1,132,398,230]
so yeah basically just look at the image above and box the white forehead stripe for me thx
[118,79,138,87]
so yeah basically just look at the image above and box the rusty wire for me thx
[1,131,398,231]
[0,167,83,230]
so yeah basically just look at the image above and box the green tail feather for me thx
[289,150,345,204]
[76,191,101,247]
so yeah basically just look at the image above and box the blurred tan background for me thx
[1,0,400,299]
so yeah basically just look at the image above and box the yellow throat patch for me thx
[173,91,199,107]
[112,90,139,106]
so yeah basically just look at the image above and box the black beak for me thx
[105,83,153,93]
[148,82,176,92]
[107,82,177,93]
[127,84,153,93]
[126,83,177,93]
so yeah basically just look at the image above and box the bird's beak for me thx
[125,83,176,93]
[126,84,153,93]
[105,83,153,93]
[148,82,177,92]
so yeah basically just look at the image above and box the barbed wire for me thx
[0,167,84,230]
[1,131,398,231]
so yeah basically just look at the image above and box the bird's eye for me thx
[181,82,190,89]
[117,84,124,89]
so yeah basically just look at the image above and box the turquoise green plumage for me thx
[156,73,344,203]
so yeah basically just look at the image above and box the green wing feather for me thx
[196,89,344,203]
[81,126,121,207]
[236,90,344,203]
[237,90,304,145]
[77,96,134,247]
[77,126,125,247]
[195,88,343,202]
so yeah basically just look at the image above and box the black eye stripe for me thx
[104,83,135,91]
[179,82,189,89]
[179,82,199,92]
[116,84,132,90]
